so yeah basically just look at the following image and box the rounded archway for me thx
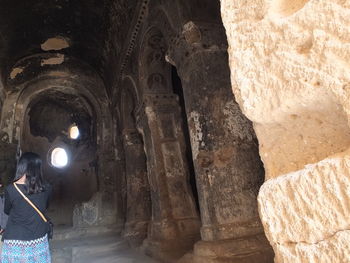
[21,89,98,226]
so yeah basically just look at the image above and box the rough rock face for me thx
[220,0,350,262]
[259,152,350,262]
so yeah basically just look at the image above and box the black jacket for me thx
[2,183,52,241]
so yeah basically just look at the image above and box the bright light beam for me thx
[51,147,68,168]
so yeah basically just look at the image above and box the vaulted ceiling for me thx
[0,0,138,92]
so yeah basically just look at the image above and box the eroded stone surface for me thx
[221,0,350,179]
[259,152,350,244]
[41,54,65,66]
[168,24,265,242]
[41,37,70,51]
[221,0,350,262]
[275,230,350,263]
[10,67,23,79]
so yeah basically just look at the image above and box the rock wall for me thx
[221,0,350,262]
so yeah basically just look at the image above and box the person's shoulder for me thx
[5,184,15,192]
[4,184,15,196]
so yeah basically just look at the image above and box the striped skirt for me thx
[1,235,51,263]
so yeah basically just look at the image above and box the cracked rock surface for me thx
[221,0,350,261]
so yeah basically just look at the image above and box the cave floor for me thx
[51,227,158,263]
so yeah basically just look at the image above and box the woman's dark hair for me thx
[14,152,45,194]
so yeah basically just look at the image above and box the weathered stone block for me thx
[259,152,350,245]
[221,0,350,261]
[221,0,350,179]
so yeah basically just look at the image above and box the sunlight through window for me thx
[69,125,80,139]
[51,147,68,168]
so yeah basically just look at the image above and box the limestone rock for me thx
[259,152,350,262]
[221,0,350,261]
[259,152,350,244]
[220,0,350,179]
[275,230,350,263]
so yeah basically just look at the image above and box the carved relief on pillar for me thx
[135,94,200,259]
[136,94,199,220]
[140,28,172,94]
[137,26,200,260]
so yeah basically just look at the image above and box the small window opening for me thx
[51,147,68,168]
[69,125,80,139]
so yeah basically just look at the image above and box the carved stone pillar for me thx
[167,22,274,262]
[136,93,200,260]
[122,128,151,247]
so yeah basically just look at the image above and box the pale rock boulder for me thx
[220,0,350,262]
[260,152,350,262]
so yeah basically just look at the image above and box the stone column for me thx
[167,22,274,262]
[136,93,200,261]
[122,128,151,247]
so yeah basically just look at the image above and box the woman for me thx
[1,152,52,263]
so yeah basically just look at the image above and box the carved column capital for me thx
[166,21,228,71]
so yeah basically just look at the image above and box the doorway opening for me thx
[171,65,200,211]
[21,91,98,227]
